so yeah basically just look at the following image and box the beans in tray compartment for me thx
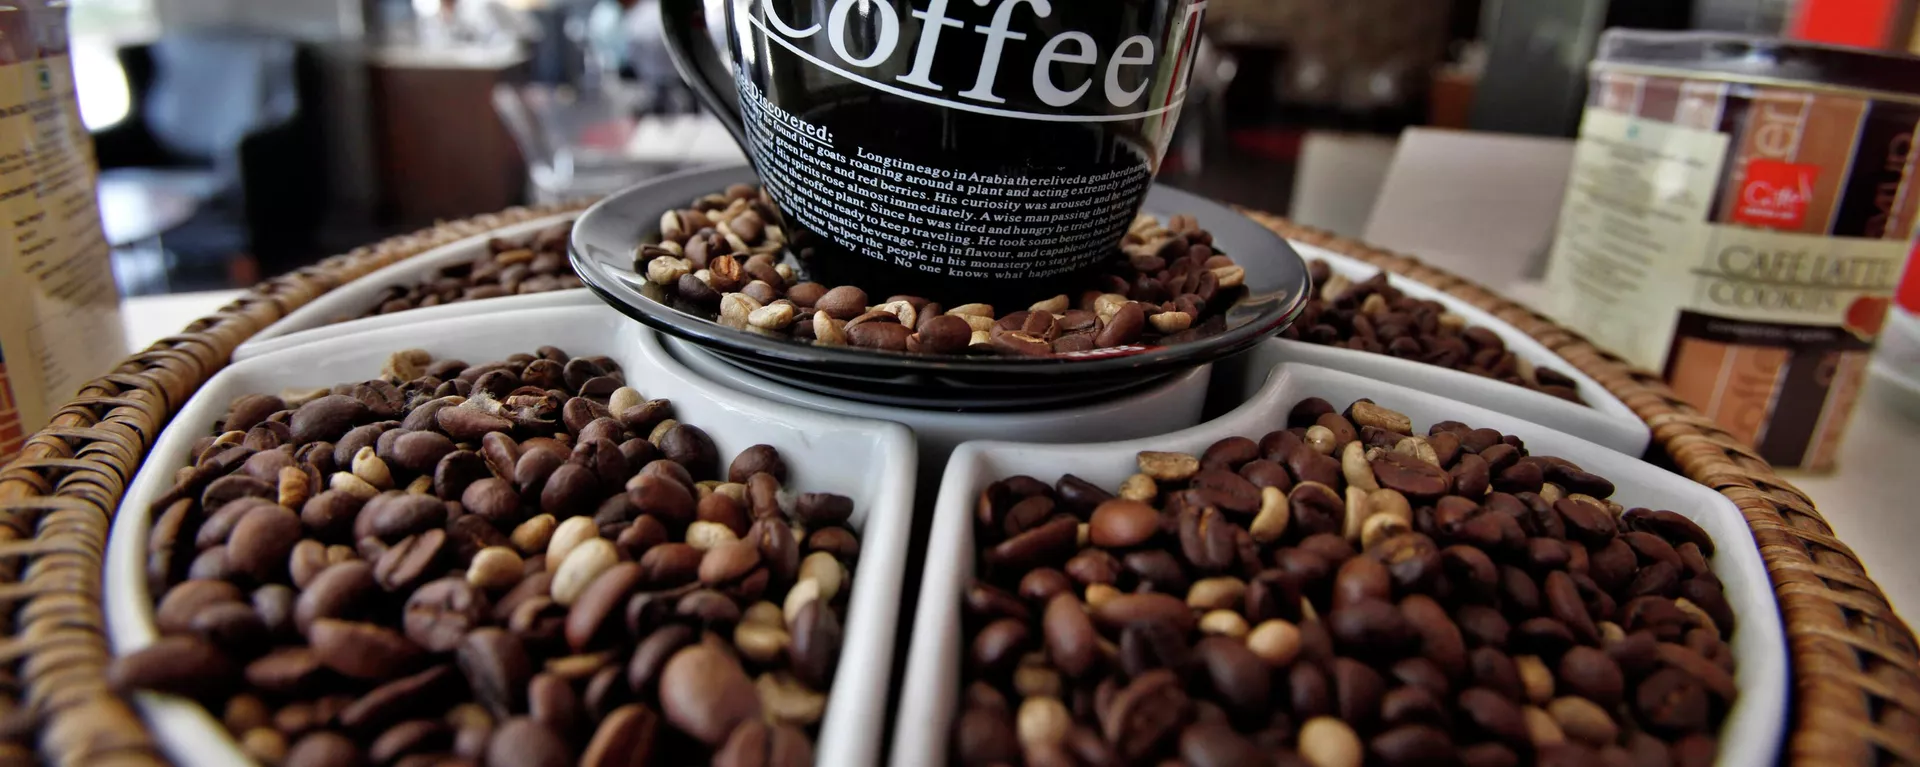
[634,185,1248,358]
[1284,260,1588,405]
[347,222,583,321]
[113,346,860,766]
[958,397,1735,766]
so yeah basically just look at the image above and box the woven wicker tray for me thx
[1,204,1912,766]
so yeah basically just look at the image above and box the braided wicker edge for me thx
[0,201,593,766]
[1,199,1911,765]
[1247,213,1920,766]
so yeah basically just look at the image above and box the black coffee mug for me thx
[661,0,1208,305]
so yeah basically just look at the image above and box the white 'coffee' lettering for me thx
[750,0,1206,118]
[1105,35,1153,107]
[763,0,820,37]
[897,0,964,89]
[829,0,900,67]
[959,0,1049,104]
[1033,31,1095,107]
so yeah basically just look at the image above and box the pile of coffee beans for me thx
[112,347,860,766]
[1282,261,1587,405]
[633,185,1247,358]
[956,397,1735,766]
[347,221,583,321]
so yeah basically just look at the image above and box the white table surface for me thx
[121,279,1920,624]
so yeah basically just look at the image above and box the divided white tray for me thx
[893,361,1786,767]
[232,212,595,362]
[1211,240,1651,455]
[106,304,916,767]
[661,335,1213,496]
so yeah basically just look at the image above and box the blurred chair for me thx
[91,31,325,280]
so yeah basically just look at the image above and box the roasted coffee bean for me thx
[308,619,422,679]
[1635,668,1710,735]
[109,636,237,700]
[789,598,843,689]
[1373,452,1452,499]
[295,561,377,634]
[486,717,570,767]
[659,643,762,746]
[1179,507,1239,573]
[1089,499,1159,548]
[1329,599,1416,658]
[190,601,270,654]
[458,628,532,718]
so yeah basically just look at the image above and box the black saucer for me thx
[569,164,1312,409]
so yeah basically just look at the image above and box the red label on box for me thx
[1732,160,1819,229]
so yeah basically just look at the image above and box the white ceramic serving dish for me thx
[661,336,1212,496]
[894,361,1787,767]
[106,304,917,767]
[232,212,595,362]
[1211,240,1651,456]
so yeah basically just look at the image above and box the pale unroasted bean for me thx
[608,387,643,417]
[686,520,739,551]
[1342,487,1368,541]
[1029,294,1069,314]
[1198,609,1248,638]
[1299,716,1362,767]
[1517,655,1554,704]
[647,419,678,447]
[331,472,379,500]
[278,466,311,509]
[1084,583,1120,609]
[1119,474,1157,502]
[546,516,600,565]
[1548,696,1618,747]
[1211,265,1245,288]
[718,293,761,328]
[748,302,795,330]
[1186,577,1246,611]
[467,547,524,590]
[1013,664,1061,698]
[1368,488,1411,520]
[1147,311,1191,333]
[1017,696,1072,749]
[353,447,389,490]
[1349,401,1412,433]
[782,579,820,625]
[1247,619,1301,667]
[1136,452,1198,482]
[734,622,791,664]
[1524,706,1565,747]
[742,601,783,627]
[1250,486,1289,543]
[512,515,557,555]
[647,256,690,284]
[1304,426,1337,455]
[798,551,844,602]
[756,671,827,727]
[812,312,847,346]
[1360,513,1408,548]
[1340,442,1378,492]
[550,539,618,605]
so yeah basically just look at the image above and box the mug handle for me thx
[659,0,751,150]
